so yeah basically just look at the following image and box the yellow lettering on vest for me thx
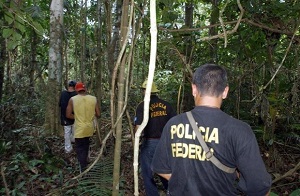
[188,143,196,159]
[199,126,206,141]
[150,102,167,111]
[208,128,219,143]
[185,124,193,139]
[177,123,184,138]
[182,143,188,158]
[150,110,167,118]
[171,142,216,162]
[170,125,177,139]
[205,127,210,142]
[176,143,183,157]
[195,144,202,160]
[171,143,176,156]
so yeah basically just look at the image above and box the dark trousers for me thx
[75,137,90,172]
[140,139,168,196]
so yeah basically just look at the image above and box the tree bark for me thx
[45,0,63,133]
[80,0,87,82]
[0,36,5,102]
[209,0,219,63]
[112,0,130,194]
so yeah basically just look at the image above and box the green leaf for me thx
[290,189,300,196]
[32,21,44,35]
[7,39,19,50]
[4,12,14,25]
[13,32,22,41]
[15,19,26,34]
[29,159,44,167]
[16,181,25,189]
[270,192,279,196]
[2,28,13,38]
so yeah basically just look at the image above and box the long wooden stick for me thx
[272,161,300,184]
[1,164,10,196]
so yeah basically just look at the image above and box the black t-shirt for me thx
[135,95,176,138]
[59,90,77,126]
[152,106,271,196]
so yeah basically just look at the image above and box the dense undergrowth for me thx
[0,124,299,195]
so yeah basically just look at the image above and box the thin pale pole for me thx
[133,0,157,195]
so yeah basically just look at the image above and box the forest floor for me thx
[0,129,299,195]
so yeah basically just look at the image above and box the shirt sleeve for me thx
[236,132,272,195]
[134,103,144,126]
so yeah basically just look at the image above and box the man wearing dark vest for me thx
[152,64,271,195]
[59,80,77,154]
[134,80,176,196]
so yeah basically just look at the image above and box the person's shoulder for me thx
[157,97,172,105]
[70,91,77,96]
[166,112,186,123]
[224,114,254,136]
[226,114,250,127]
[60,90,68,95]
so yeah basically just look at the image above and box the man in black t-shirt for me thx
[134,80,176,196]
[152,64,272,196]
[59,80,77,153]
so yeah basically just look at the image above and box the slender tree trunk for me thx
[96,0,103,100]
[209,0,219,63]
[0,36,5,102]
[80,0,87,81]
[181,1,194,113]
[0,7,7,101]
[112,0,130,194]
[29,30,38,94]
[108,0,122,141]
[45,0,63,133]
[107,0,122,83]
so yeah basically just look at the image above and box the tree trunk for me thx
[107,1,122,84]
[45,0,63,134]
[181,1,194,113]
[209,0,219,63]
[80,0,87,82]
[112,0,130,194]
[0,36,5,102]
[29,30,38,94]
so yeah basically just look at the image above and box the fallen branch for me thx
[1,164,10,196]
[45,128,113,196]
[274,141,300,151]
[272,161,300,184]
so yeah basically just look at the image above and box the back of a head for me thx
[75,82,86,93]
[68,80,77,87]
[192,64,228,97]
[141,80,159,93]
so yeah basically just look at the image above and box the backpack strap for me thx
[186,111,236,173]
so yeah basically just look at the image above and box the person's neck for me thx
[67,87,75,92]
[195,96,222,109]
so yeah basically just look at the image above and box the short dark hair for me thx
[68,80,76,87]
[192,64,228,97]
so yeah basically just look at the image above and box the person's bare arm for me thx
[66,99,74,119]
[95,100,100,118]
[157,173,171,180]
